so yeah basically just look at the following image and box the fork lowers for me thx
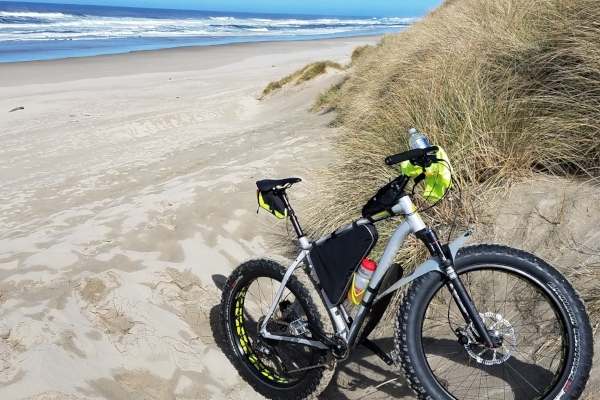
[417,228,496,348]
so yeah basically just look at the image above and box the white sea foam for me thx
[0,11,69,18]
[0,8,416,43]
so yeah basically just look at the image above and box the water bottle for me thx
[408,127,430,149]
[348,258,377,305]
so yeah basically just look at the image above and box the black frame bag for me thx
[309,223,378,305]
[361,176,405,218]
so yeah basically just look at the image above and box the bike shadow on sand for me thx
[319,336,414,399]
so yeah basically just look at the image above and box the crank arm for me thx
[306,323,345,352]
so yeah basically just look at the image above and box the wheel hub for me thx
[489,329,504,347]
[464,312,516,365]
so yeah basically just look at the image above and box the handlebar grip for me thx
[385,146,438,166]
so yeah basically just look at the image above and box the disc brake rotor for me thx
[465,312,517,365]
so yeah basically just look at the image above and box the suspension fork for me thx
[417,229,496,348]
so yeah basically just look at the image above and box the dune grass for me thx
[309,46,373,112]
[260,44,375,100]
[260,61,343,99]
[348,44,374,66]
[311,77,348,113]
[298,0,600,324]
[260,46,376,100]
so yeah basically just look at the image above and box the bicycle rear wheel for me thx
[396,244,593,400]
[219,256,334,400]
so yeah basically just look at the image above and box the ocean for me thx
[0,1,416,63]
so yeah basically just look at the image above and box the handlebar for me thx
[385,146,439,166]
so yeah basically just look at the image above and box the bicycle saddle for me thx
[256,178,302,191]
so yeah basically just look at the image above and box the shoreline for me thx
[0,33,395,65]
[0,35,383,87]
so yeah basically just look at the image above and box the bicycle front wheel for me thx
[396,244,593,400]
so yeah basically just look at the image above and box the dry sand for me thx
[0,37,389,400]
[1,36,597,400]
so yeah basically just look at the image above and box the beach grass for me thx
[260,61,343,99]
[299,0,600,323]
[260,44,380,100]
[348,44,374,66]
[260,43,376,101]
[311,77,347,113]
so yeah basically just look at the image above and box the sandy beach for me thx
[0,36,401,399]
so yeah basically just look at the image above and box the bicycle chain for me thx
[257,319,330,374]
[285,333,346,374]
[260,317,345,374]
[286,360,331,374]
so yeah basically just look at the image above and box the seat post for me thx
[280,191,305,238]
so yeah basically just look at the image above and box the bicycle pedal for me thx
[288,319,309,336]
[257,345,272,355]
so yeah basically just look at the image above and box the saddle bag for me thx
[309,223,378,305]
[257,190,288,219]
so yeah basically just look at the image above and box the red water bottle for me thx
[348,258,377,305]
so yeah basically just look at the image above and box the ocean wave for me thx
[0,11,70,18]
[0,4,418,62]
[0,7,415,43]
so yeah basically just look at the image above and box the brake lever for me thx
[409,152,437,168]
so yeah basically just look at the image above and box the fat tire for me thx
[396,244,593,400]
[220,255,335,400]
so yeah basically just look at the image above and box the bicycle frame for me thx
[259,192,475,350]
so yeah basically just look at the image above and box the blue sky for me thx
[9,0,445,17]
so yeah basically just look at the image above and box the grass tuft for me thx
[349,44,374,66]
[260,61,343,100]
[311,77,348,113]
